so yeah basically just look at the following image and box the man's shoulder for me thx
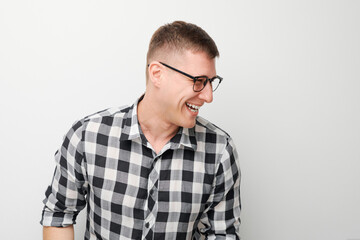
[82,105,132,122]
[195,116,231,140]
[70,105,133,132]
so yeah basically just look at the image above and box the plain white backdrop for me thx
[1,0,359,239]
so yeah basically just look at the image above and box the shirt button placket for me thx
[143,156,160,239]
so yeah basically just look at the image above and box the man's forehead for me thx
[179,50,217,77]
[172,49,215,65]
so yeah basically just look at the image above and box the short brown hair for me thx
[146,21,219,64]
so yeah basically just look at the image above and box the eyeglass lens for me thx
[193,77,221,92]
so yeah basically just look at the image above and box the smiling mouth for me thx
[186,102,200,113]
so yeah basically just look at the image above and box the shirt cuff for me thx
[40,207,77,227]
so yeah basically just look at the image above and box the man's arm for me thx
[40,120,88,230]
[43,225,74,240]
[200,137,241,239]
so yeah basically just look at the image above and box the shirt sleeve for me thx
[40,120,88,227]
[200,137,241,240]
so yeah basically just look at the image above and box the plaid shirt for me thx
[41,97,241,240]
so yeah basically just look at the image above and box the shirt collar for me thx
[119,95,197,151]
[119,96,143,142]
[172,127,197,151]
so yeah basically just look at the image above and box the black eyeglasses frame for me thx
[148,62,223,92]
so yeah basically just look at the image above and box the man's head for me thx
[144,21,220,128]
[146,21,219,82]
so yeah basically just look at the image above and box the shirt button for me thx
[149,189,154,195]
[145,222,150,228]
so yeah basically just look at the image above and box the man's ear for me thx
[148,62,163,88]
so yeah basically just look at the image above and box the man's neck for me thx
[137,94,179,154]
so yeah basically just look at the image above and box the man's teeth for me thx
[186,103,200,112]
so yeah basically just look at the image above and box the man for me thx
[41,21,241,240]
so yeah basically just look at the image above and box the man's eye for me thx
[195,77,207,83]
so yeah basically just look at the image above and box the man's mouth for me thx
[186,102,200,113]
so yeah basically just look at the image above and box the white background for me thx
[1,0,359,239]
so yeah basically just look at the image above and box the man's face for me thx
[159,50,216,128]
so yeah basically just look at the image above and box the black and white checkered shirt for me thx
[41,97,241,240]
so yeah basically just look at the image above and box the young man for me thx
[41,21,241,240]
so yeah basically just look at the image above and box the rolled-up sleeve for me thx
[201,137,241,240]
[40,120,88,227]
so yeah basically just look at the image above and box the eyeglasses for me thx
[158,62,223,92]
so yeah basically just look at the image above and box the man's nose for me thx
[198,82,213,103]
